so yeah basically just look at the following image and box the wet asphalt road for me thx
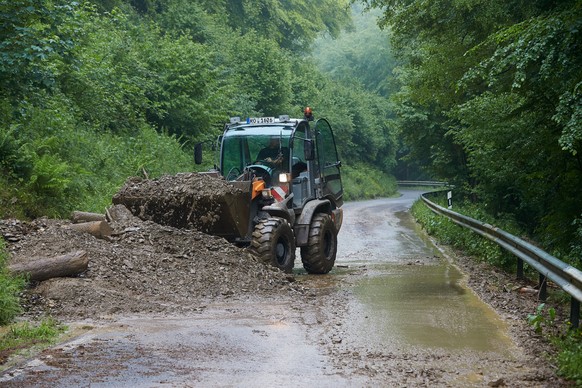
[0,191,537,387]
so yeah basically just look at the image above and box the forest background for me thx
[1,0,581,265]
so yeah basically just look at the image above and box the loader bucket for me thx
[112,173,254,241]
[200,180,253,241]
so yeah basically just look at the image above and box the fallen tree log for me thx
[8,250,88,281]
[67,220,112,239]
[70,211,106,223]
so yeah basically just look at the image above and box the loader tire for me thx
[300,213,337,274]
[251,217,296,273]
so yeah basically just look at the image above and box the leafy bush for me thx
[342,163,398,201]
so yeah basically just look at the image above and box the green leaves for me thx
[364,0,582,258]
[0,0,399,219]
[0,0,83,94]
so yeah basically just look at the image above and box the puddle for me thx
[351,262,514,354]
[337,194,517,357]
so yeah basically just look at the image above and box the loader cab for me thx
[220,118,295,185]
[218,115,342,210]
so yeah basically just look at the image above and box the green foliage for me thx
[228,31,293,116]
[0,240,25,326]
[342,163,398,201]
[145,0,352,53]
[527,303,556,334]
[313,6,399,97]
[0,0,81,95]
[223,0,353,53]
[556,329,582,384]
[362,0,582,258]
[0,318,66,354]
[527,302,582,384]
[0,0,397,219]
[411,196,515,269]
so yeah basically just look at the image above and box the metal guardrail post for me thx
[517,258,524,280]
[572,298,580,329]
[420,192,582,329]
[539,273,547,301]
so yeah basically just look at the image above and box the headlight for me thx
[278,173,292,183]
[261,189,273,199]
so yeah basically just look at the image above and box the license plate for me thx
[249,117,275,124]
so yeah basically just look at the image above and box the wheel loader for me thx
[195,110,343,274]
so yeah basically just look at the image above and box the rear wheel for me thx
[251,217,296,273]
[301,213,337,274]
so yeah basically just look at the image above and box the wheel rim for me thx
[323,230,333,259]
[275,237,288,265]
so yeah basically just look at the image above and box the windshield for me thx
[221,127,292,179]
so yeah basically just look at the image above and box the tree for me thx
[361,0,582,254]
[149,0,352,53]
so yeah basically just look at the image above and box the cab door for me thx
[315,119,343,206]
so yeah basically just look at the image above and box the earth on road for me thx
[0,173,571,386]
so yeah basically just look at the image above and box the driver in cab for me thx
[256,137,289,169]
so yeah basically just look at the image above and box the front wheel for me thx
[251,217,296,273]
[301,213,337,274]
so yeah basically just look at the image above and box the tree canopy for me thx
[360,0,582,257]
[0,1,397,218]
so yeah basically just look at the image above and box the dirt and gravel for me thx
[111,172,246,233]
[0,175,573,386]
[1,173,299,321]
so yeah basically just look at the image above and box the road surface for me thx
[1,191,549,386]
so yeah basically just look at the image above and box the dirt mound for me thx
[0,174,301,321]
[112,173,246,235]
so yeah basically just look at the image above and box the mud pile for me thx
[1,174,300,321]
[112,173,246,235]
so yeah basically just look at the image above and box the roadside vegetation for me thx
[0,240,24,326]
[411,193,582,383]
[0,238,65,365]
[361,0,582,267]
[0,1,398,221]
[0,318,66,366]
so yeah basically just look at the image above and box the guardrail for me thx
[421,191,582,329]
[397,180,449,187]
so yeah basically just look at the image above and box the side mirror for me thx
[304,139,315,161]
[194,143,203,165]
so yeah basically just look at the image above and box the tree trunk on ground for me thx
[8,250,89,281]
[67,221,112,239]
[71,211,106,223]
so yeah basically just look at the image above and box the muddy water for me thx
[336,192,513,351]
[349,263,512,352]
[333,192,520,377]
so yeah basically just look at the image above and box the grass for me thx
[0,318,67,366]
[0,240,67,368]
[0,240,26,325]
